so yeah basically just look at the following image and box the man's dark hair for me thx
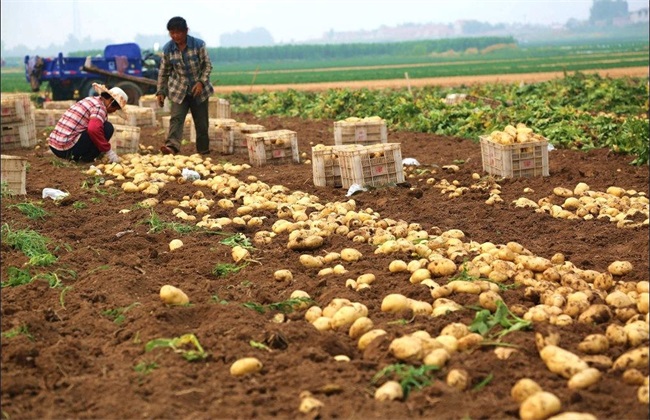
[100,92,121,109]
[167,16,188,31]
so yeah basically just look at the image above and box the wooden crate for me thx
[247,130,300,167]
[43,100,76,110]
[1,120,38,152]
[334,117,387,146]
[312,144,364,188]
[161,115,192,141]
[111,124,141,155]
[1,93,33,124]
[108,105,157,127]
[338,143,404,189]
[190,118,237,149]
[209,97,231,119]
[33,109,65,130]
[1,154,27,195]
[479,136,549,178]
[223,123,266,155]
[138,95,170,112]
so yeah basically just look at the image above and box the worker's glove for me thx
[106,149,120,164]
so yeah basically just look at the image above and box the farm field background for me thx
[1,37,649,419]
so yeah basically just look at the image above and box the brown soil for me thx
[213,66,650,93]
[1,109,648,419]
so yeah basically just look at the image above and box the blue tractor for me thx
[25,42,160,104]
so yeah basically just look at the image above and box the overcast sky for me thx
[2,0,648,50]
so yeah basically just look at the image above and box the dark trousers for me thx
[167,95,209,153]
[51,121,114,162]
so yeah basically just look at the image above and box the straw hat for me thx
[92,83,128,113]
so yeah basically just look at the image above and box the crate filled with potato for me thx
[208,97,231,119]
[480,123,549,178]
[337,143,404,189]
[223,123,266,155]
[111,124,141,155]
[138,94,170,112]
[190,118,237,150]
[334,116,387,146]
[312,144,363,188]
[161,115,193,142]
[108,105,157,127]
[247,129,300,167]
[43,100,76,110]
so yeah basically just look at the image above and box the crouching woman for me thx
[48,84,128,163]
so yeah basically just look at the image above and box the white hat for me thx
[92,83,128,110]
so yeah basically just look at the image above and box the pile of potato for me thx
[485,123,546,145]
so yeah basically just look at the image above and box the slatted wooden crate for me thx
[190,118,238,150]
[138,95,170,112]
[247,130,300,167]
[1,154,27,195]
[223,123,266,155]
[338,143,404,188]
[1,120,38,151]
[43,100,76,110]
[334,117,387,146]
[209,97,231,119]
[1,93,33,124]
[108,105,157,127]
[161,115,193,141]
[111,124,141,155]
[33,109,66,130]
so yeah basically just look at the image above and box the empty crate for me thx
[312,144,364,188]
[223,123,266,155]
[338,143,404,188]
[479,136,549,178]
[1,121,38,151]
[334,117,387,146]
[247,130,299,167]
[1,93,33,124]
[1,154,27,195]
[209,97,231,119]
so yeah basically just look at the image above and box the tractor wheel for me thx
[115,81,143,105]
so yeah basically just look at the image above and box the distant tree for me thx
[220,27,274,47]
[590,0,629,24]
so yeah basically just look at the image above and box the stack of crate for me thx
[108,105,157,127]
[209,97,231,119]
[337,143,404,188]
[138,94,170,112]
[1,93,37,151]
[111,125,141,155]
[33,107,66,131]
[223,123,266,155]
[43,100,76,110]
[190,118,237,150]
[161,115,193,141]
[334,116,387,146]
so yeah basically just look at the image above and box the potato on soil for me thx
[159,285,189,305]
[519,391,562,420]
[230,357,263,376]
[374,381,403,401]
[539,345,589,378]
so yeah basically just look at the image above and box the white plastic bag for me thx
[402,158,420,166]
[42,188,69,200]
[345,184,367,197]
[182,168,201,181]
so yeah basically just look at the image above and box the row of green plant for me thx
[225,72,649,164]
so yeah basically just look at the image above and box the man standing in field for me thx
[156,16,214,155]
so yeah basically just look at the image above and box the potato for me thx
[547,413,597,420]
[159,285,189,305]
[374,380,403,401]
[539,345,589,379]
[304,306,322,323]
[479,290,503,312]
[606,324,628,346]
[520,391,562,420]
[410,268,432,284]
[168,239,184,251]
[287,234,323,250]
[231,245,250,263]
[577,304,612,324]
[230,357,263,376]
[388,259,408,273]
[577,334,609,354]
[439,322,469,339]
[494,347,517,360]
[612,347,649,371]
[381,294,410,313]
[408,299,433,315]
[511,378,543,403]
[299,254,323,268]
[568,368,601,389]
[358,329,387,351]
[422,348,450,367]
[312,316,332,331]
[331,305,363,329]
[622,368,646,385]
[274,269,293,282]
[608,260,633,276]
[427,258,457,277]
[299,393,324,414]
[446,369,469,391]
[349,316,373,339]
[340,248,362,262]
[389,336,424,361]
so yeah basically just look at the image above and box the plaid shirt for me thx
[48,96,107,150]
[156,35,214,104]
